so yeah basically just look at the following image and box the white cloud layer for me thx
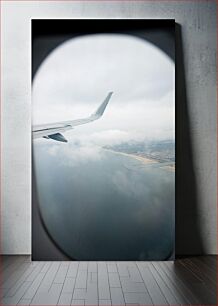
[33,34,175,145]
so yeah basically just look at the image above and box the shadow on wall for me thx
[175,24,205,256]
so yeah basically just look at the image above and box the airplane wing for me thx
[32,92,113,143]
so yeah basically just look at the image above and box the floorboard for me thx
[0,256,216,305]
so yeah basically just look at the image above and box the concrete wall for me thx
[1,1,217,255]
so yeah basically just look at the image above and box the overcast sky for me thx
[33,34,175,146]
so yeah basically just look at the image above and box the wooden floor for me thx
[0,256,217,305]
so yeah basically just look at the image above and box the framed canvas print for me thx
[32,19,175,261]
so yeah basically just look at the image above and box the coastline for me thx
[103,148,175,171]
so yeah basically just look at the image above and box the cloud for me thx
[75,130,134,146]
[47,142,105,167]
[33,34,174,105]
[33,34,175,144]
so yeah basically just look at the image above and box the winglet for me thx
[93,92,113,118]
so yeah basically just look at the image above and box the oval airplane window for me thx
[33,34,175,260]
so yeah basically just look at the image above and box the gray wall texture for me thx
[1,1,217,255]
